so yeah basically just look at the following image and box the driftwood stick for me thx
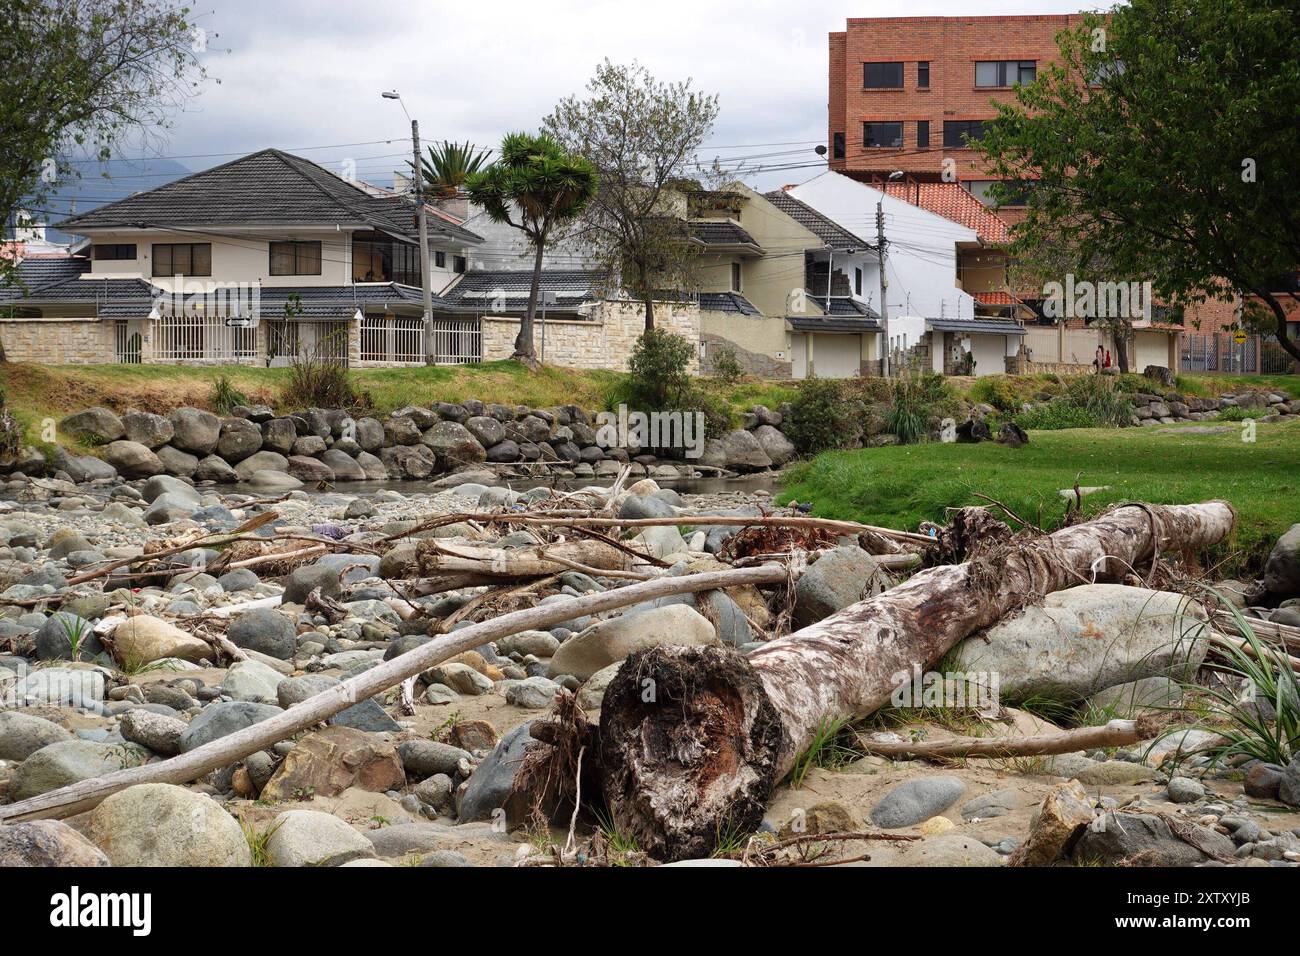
[1207,631,1300,670]
[854,716,1164,760]
[0,562,798,825]
[596,501,1236,862]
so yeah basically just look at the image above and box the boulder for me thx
[547,604,718,681]
[52,448,117,483]
[465,415,506,448]
[287,455,334,483]
[0,820,110,867]
[397,739,472,779]
[112,615,212,665]
[380,444,438,479]
[260,418,298,455]
[103,440,164,477]
[321,449,365,481]
[353,417,386,451]
[178,700,283,752]
[142,473,200,505]
[168,407,221,455]
[88,784,251,866]
[9,740,149,800]
[217,417,264,463]
[227,607,296,660]
[60,407,124,444]
[869,776,967,829]
[121,411,174,449]
[1264,523,1300,599]
[118,709,188,756]
[233,450,289,481]
[793,546,886,628]
[222,659,287,701]
[950,584,1207,704]
[422,421,487,467]
[457,721,535,824]
[260,725,405,801]
[245,470,303,492]
[1008,780,1095,866]
[194,454,238,482]
[718,429,772,471]
[898,834,1004,867]
[34,611,104,662]
[751,424,795,466]
[0,711,74,761]
[1071,811,1233,866]
[265,810,376,867]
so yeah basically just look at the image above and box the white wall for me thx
[787,172,977,322]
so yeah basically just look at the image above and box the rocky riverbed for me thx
[1,462,1298,868]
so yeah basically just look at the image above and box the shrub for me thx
[1015,374,1135,431]
[210,375,248,414]
[1217,405,1256,422]
[622,328,695,409]
[709,346,745,385]
[785,376,855,455]
[886,373,940,444]
[967,375,1023,415]
[280,330,363,411]
[1014,402,1103,430]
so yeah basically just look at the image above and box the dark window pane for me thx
[832,132,845,159]
[152,244,171,276]
[863,62,903,88]
[917,61,929,88]
[916,120,929,149]
[435,251,446,268]
[975,61,1000,87]
[172,244,192,276]
[454,255,467,274]
[943,120,987,148]
[269,242,294,275]
[863,122,902,148]
[94,244,136,261]
[297,241,321,275]
[1019,61,1037,84]
[191,244,211,276]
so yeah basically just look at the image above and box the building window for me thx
[863,62,904,89]
[731,262,742,293]
[93,244,137,261]
[943,120,989,149]
[916,120,929,149]
[854,267,863,296]
[863,121,903,148]
[832,132,845,160]
[917,61,930,88]
[453,255,467,274]
[975,60,1036,88]
[152,243,211,277]
[352,234,419,285]
[268,240,322,276]
[435,251,446,268]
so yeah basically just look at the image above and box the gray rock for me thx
[233,450,290,482]
[751,424,795,466]
[951,584,1207,704]
[60,407,124,444]
[1086,676,1182,718]
[34,611,103,662]
[1167,776,1207,804]
[321,449,365,481]
[1072,811,1233,865]
[217,568,260,592]
[118,709,188,756]
[457,721,534,823]
[0,819,110,867]
[168,407,221,455]
[794,546,886,628]
[547,604,717,681]
[897,834,1004,867]
[718,428,772,471]
[413,774,455,813]
[52,449,117,483]
[88,783,250,866]
[1264,523,1300,599]
[870,776,967,829]
[265,809,376,867]
[618,493,677,520]
[103,440,164,477]
[9,740,149,800]
[960,789,1019,821]
[122,411,174,449]
[178,700,283,752]
[194,454,238,482]
[505,676,561,709]
[260,418,298,455]
[282,562,342,604]
[465,416,506,448]
[398,739,472,779]
[1280,759,1300,807]
[217,418,264,463]
[0,711,74,760]
[221,659,286,701]
[227,607,297,659]
[422,421,487,467]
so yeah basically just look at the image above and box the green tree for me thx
[464,132,597,366]
[0,0,206,282]
[409,141,492,199]
[978,0,1300,364]
[544,60,720,331]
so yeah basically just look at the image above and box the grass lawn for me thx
[780,418,1300,576]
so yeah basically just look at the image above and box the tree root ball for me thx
[598,644,785,862]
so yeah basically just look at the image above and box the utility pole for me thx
[409,120,434,363]
[876,200,890,378]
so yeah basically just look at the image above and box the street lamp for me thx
[381,90,434,363]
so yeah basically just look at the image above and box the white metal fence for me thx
[152,315,257,363]
[1182,332,1298,375]
[360,315,424,365]
[114,321,142,364]
[429,318,482,365]
[265,320,349,367]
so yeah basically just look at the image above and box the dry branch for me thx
[0,563,799,825]
[853,715,1166,760]
[596,501,1236,861]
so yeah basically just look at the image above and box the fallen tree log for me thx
[853,715,1166,760]
[412,539,641,592]
[0,563,799,825]
[597,501,1235,861]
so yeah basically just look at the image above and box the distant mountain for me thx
[15,157,193,243]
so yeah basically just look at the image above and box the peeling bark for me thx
[599,501,1235,861]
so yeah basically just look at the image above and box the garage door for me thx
[811,334,861,378]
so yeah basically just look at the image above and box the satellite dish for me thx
[814,145,828,157]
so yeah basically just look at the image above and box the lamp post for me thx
[382,91,434,363]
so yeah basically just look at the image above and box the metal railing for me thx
[152,315,257,363]
[265,320,349,367]
[1181,332,1298,375]
[114,321,142,364]
[360,315,424,365]
[428,318,482,365]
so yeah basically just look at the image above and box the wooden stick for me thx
[1207,631,1300,671]
[853,716,1163,760]
[0,562,799,825]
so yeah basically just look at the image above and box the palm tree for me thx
[409,141,492,199]
[465,132,597,366]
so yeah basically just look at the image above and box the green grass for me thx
[780,418,1300,576]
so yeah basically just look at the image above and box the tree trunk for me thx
[1257,290,1300,365]
[644,295,655,331]
[413,539,641,592]
[514,241,544,366]
[598,501,1235,861]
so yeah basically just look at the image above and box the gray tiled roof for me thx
[824,296,880,319]
[438,270,605,313]
[787,316,882,333]
[688,220,761,248]
[0,256,91,302]
[929,317,1025,335]
[54,149,483,245]
[763,191,873,252]
[697,292,760,316]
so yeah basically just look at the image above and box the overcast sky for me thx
[103,0,1100,192]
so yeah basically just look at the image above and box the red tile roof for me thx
[880,182,1010,245]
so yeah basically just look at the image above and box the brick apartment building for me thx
[827,13,1084,218]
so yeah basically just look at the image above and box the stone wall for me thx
[700,331,792,378]
[482,300,700,373]
[0,318,116,364]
